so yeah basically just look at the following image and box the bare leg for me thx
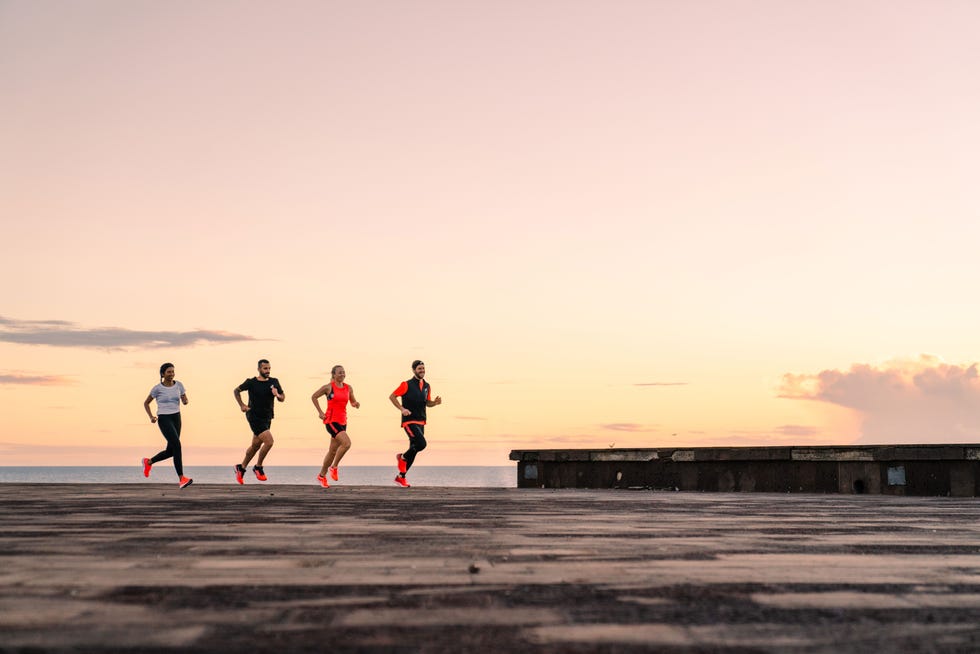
[241,435,263,467]
[329,432,352,468]
[255,431,274,466]
[319,438,340,477]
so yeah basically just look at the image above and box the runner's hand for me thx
[150,415,157,423]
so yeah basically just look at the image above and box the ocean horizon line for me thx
[0,465,516,487]
[0,465,512,469]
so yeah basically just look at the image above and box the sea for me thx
[0,466,516,487]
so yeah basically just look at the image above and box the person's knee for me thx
[415,439,427,452]
[263,433,274,446]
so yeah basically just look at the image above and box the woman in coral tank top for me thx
[310,365,360,488]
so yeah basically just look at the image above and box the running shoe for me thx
[394,475,410,488]
[329,466,339,482]
[253,465,268,482]
[234,464,246,485]
[396,453,407,474]
[179,476,193,489]
[142,458,152,478]
[317,474,330,488]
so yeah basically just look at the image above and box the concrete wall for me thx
[509,445,980,496]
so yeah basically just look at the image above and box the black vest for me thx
[401,377,430,424]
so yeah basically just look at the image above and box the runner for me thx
[389,359,442,487]
[142,362,193,489]
[233,359,284,483]
[310,365,360,488]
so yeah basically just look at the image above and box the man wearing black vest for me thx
[389,359,442,487]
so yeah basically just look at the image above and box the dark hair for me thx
[412,360,424,370]
[159,362,174,381]
[331,365,344,376]
[258,359,270,368]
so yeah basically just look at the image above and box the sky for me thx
[3,0,980,468]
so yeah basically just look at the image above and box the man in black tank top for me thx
[389,360,442,487]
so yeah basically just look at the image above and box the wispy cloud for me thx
[718,425,825,444]
[479,433,598,447]
[0,317,72,326]
[0,316,258,350]
[534,434,603,445]
[774,424,819,437]
[0,373,75,386]
[779,355,980,444]
[634,382,688,387]
[600,423,658,433]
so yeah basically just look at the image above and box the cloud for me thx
[0,373,74,386]
[779,355,980,444]
[600,423,658,433]
[634,382,688,387]
[0,315,258,350]
[774,424,819,437]
[711,425,825,445]
[534,434,602,445]
[482,433,598,446]
[0,317,72,326]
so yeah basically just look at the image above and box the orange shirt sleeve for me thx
[392,381,408,396]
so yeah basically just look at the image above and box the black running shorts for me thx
[246,413,272,436]
[324,422,347,438]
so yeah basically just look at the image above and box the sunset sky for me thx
[3,1,980,467]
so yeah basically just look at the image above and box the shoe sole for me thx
[180,479,193,489]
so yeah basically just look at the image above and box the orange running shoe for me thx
[394,475,410,488]
[329,466,339,482]
[396,453,407,474]
[179,476,193,489]
[234,464,246,485]
[317,474,330,488]
[253,465,268,482]
[142,458,152,478]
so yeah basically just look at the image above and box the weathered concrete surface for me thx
[511,445,980,495]
[1,484,979,653]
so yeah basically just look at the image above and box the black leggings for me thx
[151,413,183,477]
[401,424,427,472]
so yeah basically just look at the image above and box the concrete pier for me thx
[1,484,979,652]
[510,444,980,495]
